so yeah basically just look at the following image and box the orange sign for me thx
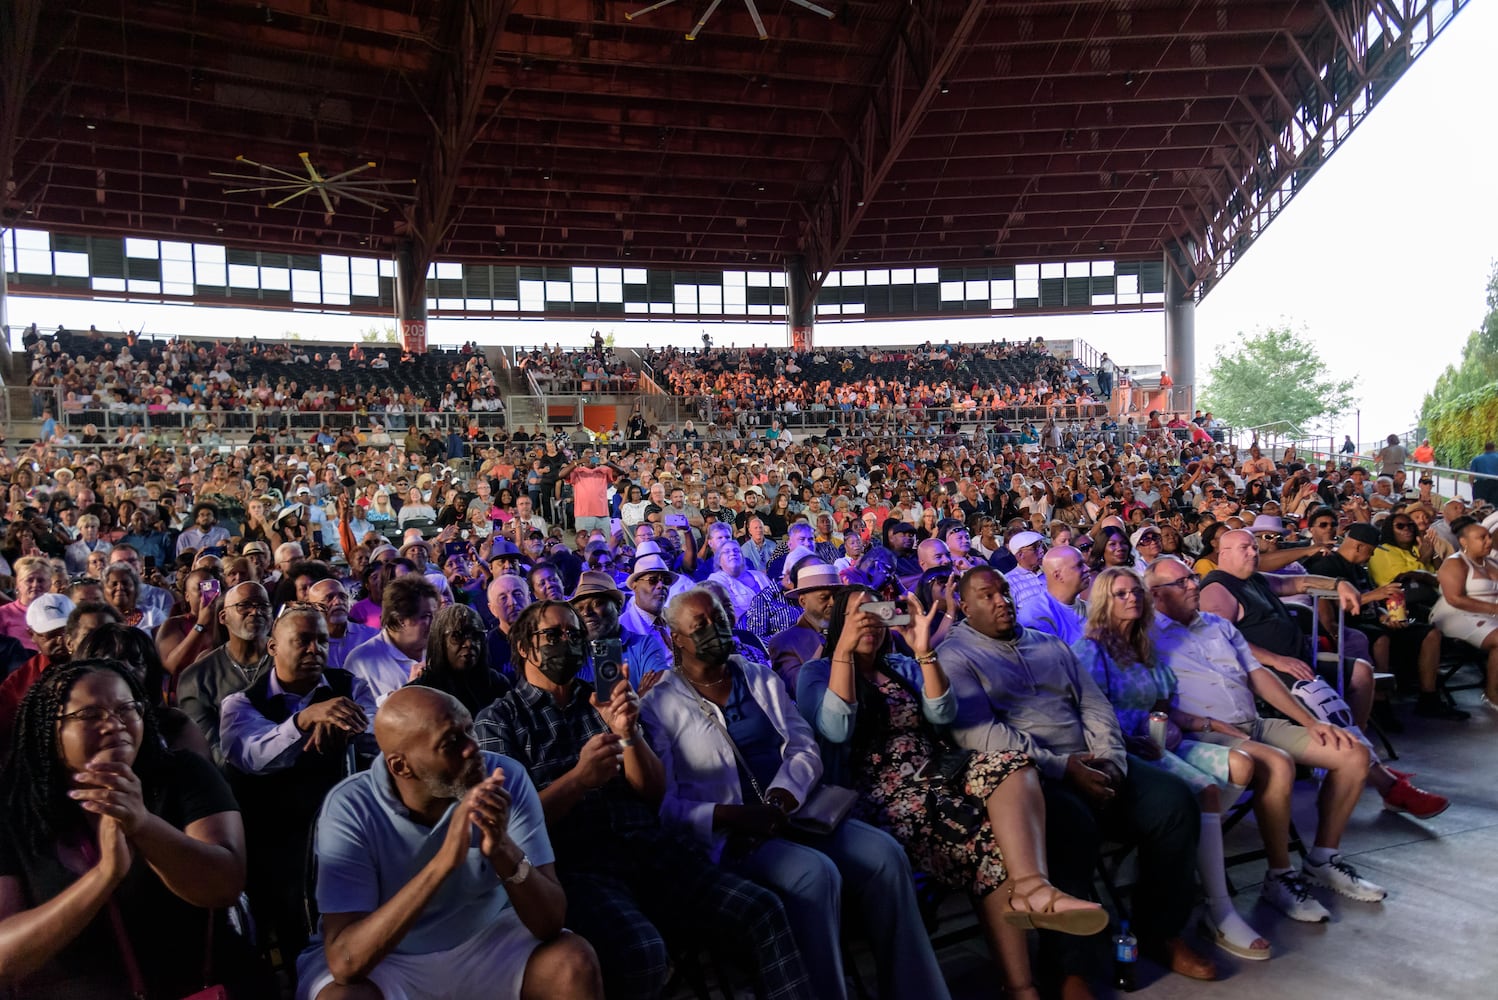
[400,319,427,354]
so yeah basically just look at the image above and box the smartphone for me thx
[664,512,689,529]
[863,600,911,627]
[591,638,626,693]
[144,556,157,571]
[198,578,221,603]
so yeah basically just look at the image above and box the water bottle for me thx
[1113,920,1138,992]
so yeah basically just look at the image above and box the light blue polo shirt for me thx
[312,751,553,955]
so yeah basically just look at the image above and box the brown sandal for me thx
[1001,874,1110,937]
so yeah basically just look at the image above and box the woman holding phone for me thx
[156,567,225,677]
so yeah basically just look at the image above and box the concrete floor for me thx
[933,684,1498,1000]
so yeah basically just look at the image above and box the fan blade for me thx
[300,152,326,185]
[226,157,312,182]
[744,0,768,40]
[269,185,315,208]
[333,190,392,213]
[321,161,378,184]
[686,0,723,40]
[786,0,834,17]
[220,183,316,194]
[625,0,679,21]
[316,185,336,215]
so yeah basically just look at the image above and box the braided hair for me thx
[0,659,166,856]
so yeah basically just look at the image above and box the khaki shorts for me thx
[1191,717,1313,761]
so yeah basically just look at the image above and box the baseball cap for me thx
[1345,522,1381,546]
[26,593,75,635]
[1007,531,1046,554]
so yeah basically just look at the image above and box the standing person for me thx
[557,448,619,537]
[177,582,275,767]
[475,601,813,1000]
[294,686,602,1000]
[643,587,953,1000]
[1375,434,1407,476]
[1097,353,1114,399]
[1471,441,1498,507]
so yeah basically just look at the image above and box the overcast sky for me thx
[9,1,1495,450]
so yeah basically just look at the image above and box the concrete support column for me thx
[394,240,429,354]
[1164,243,1196,414]
[785,255,814,350]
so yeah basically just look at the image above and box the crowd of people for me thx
[0,332,1496,1000]
[21,325,506,429]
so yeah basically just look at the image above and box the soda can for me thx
[1148,711,1169,748]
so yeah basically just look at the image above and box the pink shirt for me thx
[0,602,35,651]
[569,466,613,519]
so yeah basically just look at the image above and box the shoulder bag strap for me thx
[688,685,767,805]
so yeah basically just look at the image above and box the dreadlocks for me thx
[508,600,581,672]
[0,659,166,856]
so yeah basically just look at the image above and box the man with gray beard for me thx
[178,581,274,765]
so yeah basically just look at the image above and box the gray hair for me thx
[662,586,732,635]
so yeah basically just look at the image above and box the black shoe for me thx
[1370,700,1405,733]
[1413,694,1471,721]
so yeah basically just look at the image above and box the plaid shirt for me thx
[474,679,659,859]
[740,586,801,639]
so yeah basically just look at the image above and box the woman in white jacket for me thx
[640,587,950,1000]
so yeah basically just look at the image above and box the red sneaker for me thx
[1382,778,1449,820]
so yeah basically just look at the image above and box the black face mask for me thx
[688,623,736,667]
[535,636,587,685]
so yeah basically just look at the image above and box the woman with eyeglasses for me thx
[411,604,511,716]
[1072,567,1270,961]
[0,659,269,997]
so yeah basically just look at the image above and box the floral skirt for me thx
[854,732,1031,897]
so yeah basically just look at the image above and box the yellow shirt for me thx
[1368,544,1433,588]
[1193,556,1218,576]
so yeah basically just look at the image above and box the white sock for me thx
[1199,814,1265,948]
[1307,846,1338,866]
[1221,782,1247,808]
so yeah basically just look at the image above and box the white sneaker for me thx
[1261,871,1330,922]
[1303,855,1387,903]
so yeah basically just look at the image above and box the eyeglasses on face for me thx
[1110,587,1146,601]
[57,700,144,726]
[1392,521,1415,530]
[227,599,272,615]
[535,626,582,644]
[1151,576,1199,592]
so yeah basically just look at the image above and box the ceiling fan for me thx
[626,0,834,41]
[210,153,415,214]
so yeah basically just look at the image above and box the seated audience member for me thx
[1147,557,1385,917]
[528,560,567,603]
[798,586,1107,999]
[475,601,812,1000]
[296,686,601,1000]
[767,561,842,692]
[1017,546,1091,644]
[642,587,951,1000]
[158,566,225,677]
[307,577,378,671]
[0,594,76,742]
[1074,567,1271,960]
[108,544,176,619]
[570,571,670,683]
[0,659,267,997]
[708,540,773,622]
[620,552,677,654]
[344,575,440,702]
[76,623,209,759]
[348,560,392,629]
[221,605,377,961]
[1199,530,1448,815]
[412,604,513,715]
[101,563,166,634]
[1003,531,1048,613]
[178,582,275,767]
[1303,524,1463,721]
[1368,509,1440,587]
[938,566,1215,984]
[486,572,532,671]
[1430,516,1498,710]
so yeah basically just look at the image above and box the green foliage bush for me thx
[1426,383,1498,469]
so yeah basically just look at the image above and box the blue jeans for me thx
[736,818,951,1000]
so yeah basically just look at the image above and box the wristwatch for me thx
[1200,717,1213,733]
[192,624,206,633]
[502,855,532,886]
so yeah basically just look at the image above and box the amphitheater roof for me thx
[1,0,1469,301]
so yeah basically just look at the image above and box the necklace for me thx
[687,672,731,690]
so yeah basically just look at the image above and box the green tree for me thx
[1198,325,1357,434]
[1420,262,1498,428]
[360,325,399,344]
